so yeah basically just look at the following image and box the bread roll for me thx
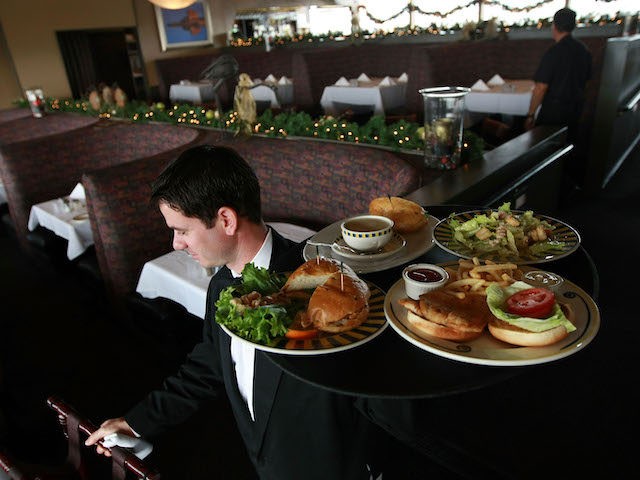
[369,196,428,233]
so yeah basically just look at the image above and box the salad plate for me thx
[220,281,388,355]
[433,209,581,264]
[304,215,437,273]
[383,266,600,366]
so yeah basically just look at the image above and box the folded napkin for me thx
[335,76,350,86]
[397,72,409,83]
[487,74,505,86]
[357,73,371,82]
[471,79,490,91]
[264,74,277,83]
[278,76,292,85]
[102,433,153,460]
[69,183,86,200]
[378,76,395,86]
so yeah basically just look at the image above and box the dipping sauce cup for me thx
[402,263,449,300]
[341,215,394,252]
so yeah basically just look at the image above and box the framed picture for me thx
[154,1,213,51]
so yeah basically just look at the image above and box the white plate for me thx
[383,268,600,366]
[331,233,406,261]
[304,215,437,273]
[220,281,388,356]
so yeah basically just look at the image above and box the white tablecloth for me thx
[169,81,216,104]
[465,80,534,116]
[136,222,316,319]
[251,83,294,108]
[320,78,406,116]
[28,198,93,260]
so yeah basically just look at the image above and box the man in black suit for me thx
[85,145,381,479]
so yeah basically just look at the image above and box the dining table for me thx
[169,81,216,104]
[27,196,92,260]
[320,76,406,117]
[264,205,599,399]
[250,80,294,109]
[465,79,534,116]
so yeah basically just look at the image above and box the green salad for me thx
[215,263,305,345]
[447,203,566,258]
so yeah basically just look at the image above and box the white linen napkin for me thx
[378,76,395,86]
[69,183,86,200]
[264,74,277,83]
[335,76,350,86]
[278,76,292,85]
[471,79,490,91]
[487,74,505,86]
[357,73,371,82]
[397,72,409,83]
[102,433,153,460]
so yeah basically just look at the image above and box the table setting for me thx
[465,74,534,116]
[27,183,93,260]
[320,72,408,116]
[250,74,294,108]
[169,80,216,104]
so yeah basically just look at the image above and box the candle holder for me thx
[419,86,469,170]
[25,88,46,118]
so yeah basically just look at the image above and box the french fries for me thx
[442,257,522,299]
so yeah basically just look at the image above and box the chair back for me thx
[47,396,161,480]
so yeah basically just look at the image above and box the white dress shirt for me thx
[229,228,273,421]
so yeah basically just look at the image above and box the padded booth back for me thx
[0,120,200,245]
[83,131,421,302]
[0,112,98,146]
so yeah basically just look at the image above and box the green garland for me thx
[20,97,483,166]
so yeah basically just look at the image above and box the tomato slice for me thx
[285,328,318,340]
[506,288,555,319]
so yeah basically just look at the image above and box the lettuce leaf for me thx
[214,263,291,345]
[486,281,576,333]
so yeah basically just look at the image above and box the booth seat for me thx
[0,111,98,146]
[82,131,422,303]
[0,119,201,247]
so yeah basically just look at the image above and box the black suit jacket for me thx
[126,230,374,479]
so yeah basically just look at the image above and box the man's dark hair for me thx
[553,8,576,33]
[151,144,262,227]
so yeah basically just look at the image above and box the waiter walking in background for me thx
[525,7,592,187]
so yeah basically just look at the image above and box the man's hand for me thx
[85,417,135,457]
[524,115,536,130]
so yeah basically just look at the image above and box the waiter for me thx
[524,7,592,143]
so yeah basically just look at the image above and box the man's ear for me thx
[217,206,239,235]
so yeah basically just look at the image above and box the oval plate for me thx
[433,209,581,264]
[220,281,387,355]
[384,266,599,366]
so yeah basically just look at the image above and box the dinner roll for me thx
[369,196,428,233]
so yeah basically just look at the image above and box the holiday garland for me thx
[14,98,484,165]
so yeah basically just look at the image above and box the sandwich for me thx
[398,291,491,342]
[485,281,576,347]
[282,257,341,291]
[306,271,370,333]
